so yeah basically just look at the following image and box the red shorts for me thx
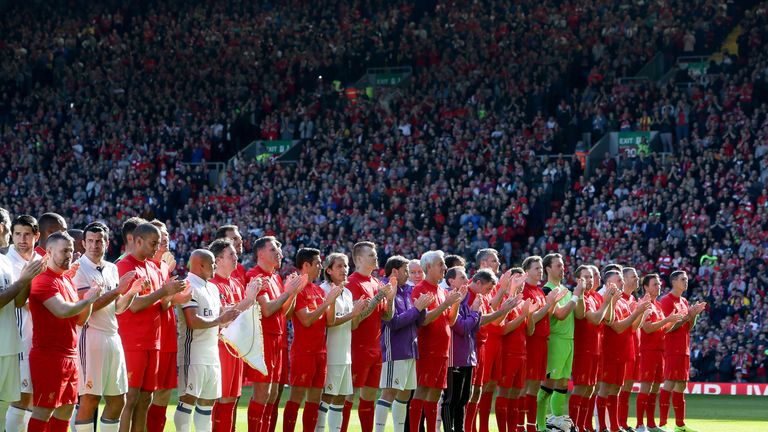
[625,356,640,382]
[663,354,690,382]
[416,357,448,389]
[471,342,486,386]
[219,341,244,398]
[280,344,289,385]
[351,349,382,389]
[572,353,600,386]
[124,349,159,392]
[639,351,664,383]
[290,353,327,388]
[247,334,282,383]
[525,340,548,381]
[156,352,177,390]
[499,355,526,389]
[474,337,502,385]
[599,357,627,386]
[30,353,78,409]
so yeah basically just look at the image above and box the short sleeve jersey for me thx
[348,272,385,356]
[116,254,163,350]
[0,255,20,356]
[249,266,286,336]
[211,274,245,308]
[29,268,79,357]
[468,290,492,347]
[603,295,635,360]
[320,281,353,365]
[501,304,528,356]
[152,259,178,353]
[640,299,666,352]
[574,290,604,355]
[412,280,451,359]
[291,282,328,355]
[71,256,121,335]
[660,293,691,356]
[177,273,221,366]
[523,282,549,340]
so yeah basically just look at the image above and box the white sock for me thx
[392,399,408,432]
[327,404,344,432]
[5,406,30,432]
[99,417,120,432]
[193,405,213,432]
[374,399,391,432]
[74,422,95,432]
[173,402,194,432]
[315,401,328,432]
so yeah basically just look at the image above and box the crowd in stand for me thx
[1,0,767,383]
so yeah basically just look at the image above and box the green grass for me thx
[157,390,766,431]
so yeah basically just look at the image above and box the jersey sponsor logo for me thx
[203,308,214,317]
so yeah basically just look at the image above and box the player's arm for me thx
[1,259,44,308]
[633,308,649,331]
[480,294,519,326]
[501,310,527,334]
[574,294,586,320]
[608,302,649,333]
[182,305,239,329]
[357,289,387,321]
[452,309,480,336]
[587,295,612,325]
[332,299,367,328]
[129,277,186,313]
[44,284,102,318]
[553,297,577,320]
[643,312,682,333]
[258,274,305,318]
[295,286,342,328]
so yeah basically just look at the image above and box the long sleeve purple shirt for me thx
[449,295,481,367]
[380,283,426,362]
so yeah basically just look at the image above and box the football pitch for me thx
[161,390,766,431]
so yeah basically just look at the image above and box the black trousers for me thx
[440,366,474,432]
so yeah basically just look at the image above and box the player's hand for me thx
[19,257,45,283]
[162,276,186,296]
[162,251,177,273]
[502,293,522,311]
[172,281,193,304]
[574,277,585,298]
[498,270,512,292]
[217,308,241,326]
[414,293,433,311]
[84,281,103,303]
[63,262,80,279]
[510,273,526,294]
[546,288,566,305]
[352,299,368,316]
[327,284,343,302]
[117,270,137,294]
[445,287,464,306]
[285,273,308,295]
[470,293,483,312]
[126,278,149,296]
[245,277,263,302]
[667,312,684,323]
[524,299,535,315]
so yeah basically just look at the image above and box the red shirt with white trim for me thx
[29,268,79,357]
[247,265,285,336]
[412,280,451,359]
[660,293,691,355]
[291,282,328,354]
[522,282,549,339]
[574,290,604,355]
[640,299,666,352]
[116,254,163,350]
[348,272,385,356]
[603,295,634,360]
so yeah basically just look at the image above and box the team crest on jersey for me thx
[188,383,194,391]
[21,379,28,388]
[86,380,93,390]
[394,378,400,385]
[327,383,333,391]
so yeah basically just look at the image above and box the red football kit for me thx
[348,272,386,388]
[500,304,527,389]
[573,291,604,386]
[639,299,666,383]
[412,280,451,388]
[246,265,285,383]
[211,274,245,398]
[523,282,549,380]
[472,284,504,385]
[660,293,691,381]
[600,295,634,386]
[152,259,177,390]
[290,282,328,388]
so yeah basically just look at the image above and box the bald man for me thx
[174,250,240,432]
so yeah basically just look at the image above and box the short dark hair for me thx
[670,270,687,282]
[11,215,39,235]
[542,253,563,276]
[445,254,466,269]
[574,265,591,279]
[121,217,148,243]
[642,273,660,288]
[209,239,234,258]
[509,267,524,276]
[472,268,498,285]
[445,266,465,284]
[214,225,239,240]
[622,266,637,276]
[352,241,376,259]
[602,263,623,278]
[46,231,74,247]
[522,255,542,271]
[603,269,621,282]
[38,212,66,236]
[385,255,409,277]
[254,236,280,252]
[295,248,321,270]
[67,229,84,242]
[133,223,160,241]
[476,248,498,265]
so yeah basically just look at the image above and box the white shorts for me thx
[19,355,31,394]
[0,355,21,402]
[380,359,417,391]
[324,364,353,396]
[78,329,128,396]
[178,364,221,401]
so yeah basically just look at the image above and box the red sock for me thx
[409,398,424,432]
[146,403,167,432]
[646,392,658,428]
[269,401,279,432]
[596,396,608,431]
[260,402,275,432]
[569,394,582,429]
[425,401,439,432]
[525,394,537,432]
[478,392,493,432]
[516,398,527,432]
[495,396,508,432]
[340,400,353,432]
[578,394,592,430]
[303,402,320,431]
[213,401,236,432]
[506,398,518,432]
[607,395,619,432]
[282,400,300,432]
[48,417,68,432]
[618,391,630,428]
[635,393,648,428]
[672,391,686,427]
[27,418,48,432]
[586,394,597,431]
[658,388,671,426]
[358,398,375,432]
[247,400,266,432]
[464,401,478,432]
